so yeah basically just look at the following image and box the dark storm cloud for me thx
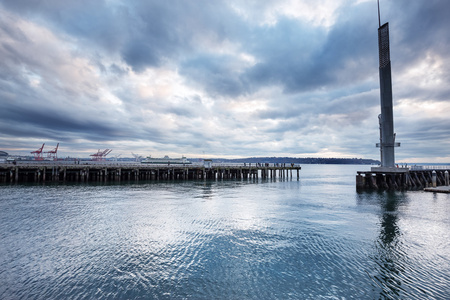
[1,0,124,49]
[0,98,133,142]
[244,18,329,93]
[1,0,450,160]
[180,54,251,97]
[1,0,376,95]
[314,5,378,84]
[387,0,450,64]
[2,0,446,96]
[175,1,381,110]
[398,117,450,141]
[1,1,180,70]
[2,0,246,72]
[119,2,188,71]
[243,3,377,94]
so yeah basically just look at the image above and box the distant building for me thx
[203,159,213,168]
[0,151,7,163]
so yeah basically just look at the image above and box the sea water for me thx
[0,164,449,299]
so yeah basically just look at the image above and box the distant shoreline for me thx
[193,157,380,165]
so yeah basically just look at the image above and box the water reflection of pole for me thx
[373,192,404,299]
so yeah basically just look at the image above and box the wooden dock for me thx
[356,167,450,191]
[0,162,301,183]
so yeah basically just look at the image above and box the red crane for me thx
[90,149,112,161]
[31,143,45,160]
[45,143,59,161]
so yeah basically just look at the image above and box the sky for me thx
[1,0,450,162]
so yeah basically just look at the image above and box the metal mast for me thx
[376,1,399,167]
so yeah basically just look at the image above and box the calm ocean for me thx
[1,164,449,299]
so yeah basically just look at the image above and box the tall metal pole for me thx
[376,3,399,167]
[377,0,381,27]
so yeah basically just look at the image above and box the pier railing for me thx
[5,161,301,168]
[409,165,450,171]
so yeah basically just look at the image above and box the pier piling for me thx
[0,162,301,184]
[357,167,450,191]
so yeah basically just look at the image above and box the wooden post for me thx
[366,173,378,189]
[356,174,365,189]
[15,167,19,183]
[432,171,437,188]
[402,172,407,188]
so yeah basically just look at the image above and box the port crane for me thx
[44,143,59,160]
[90,149,112,161]
[31,143,45,160]
[131,152,143,162]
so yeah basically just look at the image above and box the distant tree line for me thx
[203,157,380,165]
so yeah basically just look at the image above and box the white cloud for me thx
[1,0,450,162]
[229,0,344,27]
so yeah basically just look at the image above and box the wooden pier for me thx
[356,167,450,190]
[0,162,301,184]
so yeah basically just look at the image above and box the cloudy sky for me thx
[1,0,449,162]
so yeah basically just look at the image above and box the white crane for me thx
[131,153,143,162]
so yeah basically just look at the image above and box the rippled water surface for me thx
[1,164,449,299]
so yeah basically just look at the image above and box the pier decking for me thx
[0,162,301,183]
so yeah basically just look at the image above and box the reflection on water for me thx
[1,165,449,299]
[379,210,402,297]
[372,192,406,299]
[357,190,450,299]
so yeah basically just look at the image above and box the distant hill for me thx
[191,157,380,165]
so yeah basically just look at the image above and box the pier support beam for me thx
[0,164,301,184]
